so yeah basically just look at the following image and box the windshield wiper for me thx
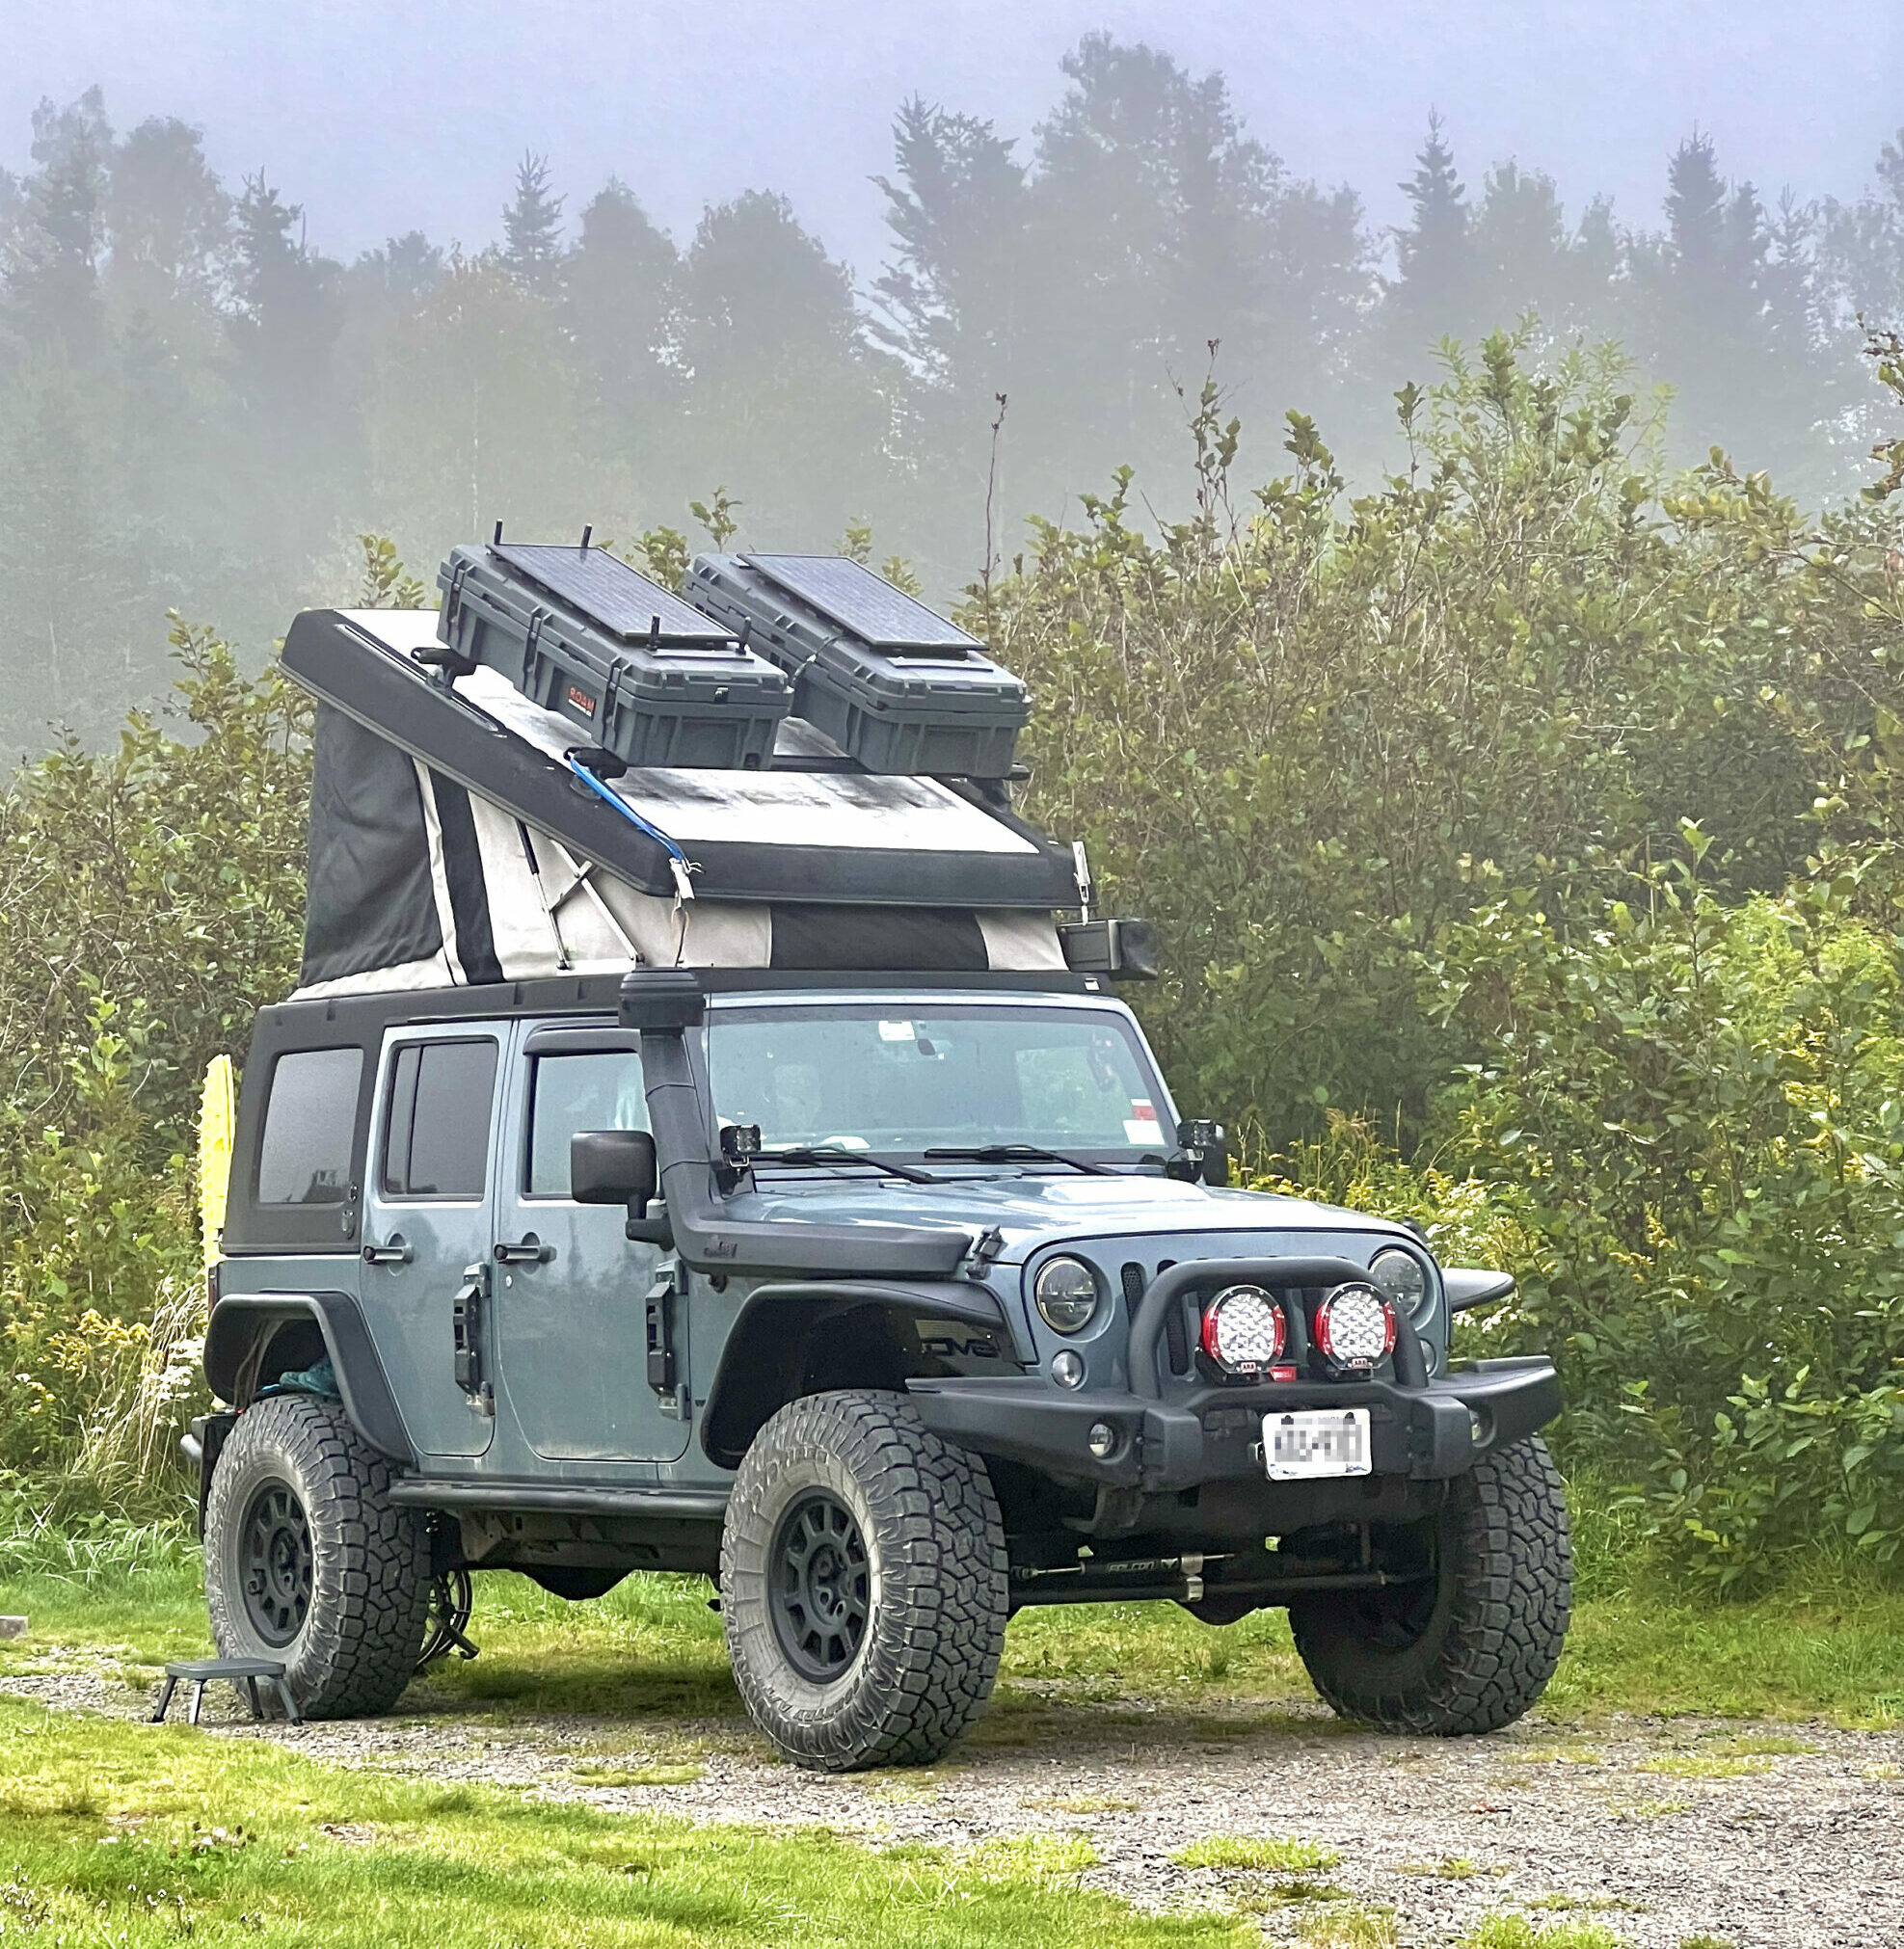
[923,1144,1113,1177]
[751,1146,939,1185]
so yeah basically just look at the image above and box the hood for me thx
[722,1170,1418,1265]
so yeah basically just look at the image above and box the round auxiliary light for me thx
[1087,1421,1118,1459]
[1034,1256,1102,1335]
[1314,1282,1397,1371]
[1200,1283,1286,1375]
[1369,1246,1429,1320]
[1051,1349,1086,1390]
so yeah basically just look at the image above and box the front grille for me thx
[1123,1258,1191,1375]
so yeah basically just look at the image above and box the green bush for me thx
[0,619,308,1509]
[1424,853,1904,1589]
[994,336,1843,1144]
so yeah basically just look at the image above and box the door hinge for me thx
[453,1261,494,1414]
[645,1267,680,1407]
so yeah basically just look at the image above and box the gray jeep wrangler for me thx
[199,966,1568,1770]
[193,556,1568,1771]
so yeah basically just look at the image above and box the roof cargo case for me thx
[682,554,1028,778]
[438,541,791,769]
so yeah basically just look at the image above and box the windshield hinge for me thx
[965,1226,1006,1278]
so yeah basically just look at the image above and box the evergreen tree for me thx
[1819,130,1904,484]
[678,189,888,540]
[226,174,340,412]
[3,89,113,362]
[1390,112,1475,344]
[501,151,564,295]
[103,116,230,312]
[872,97,1029,396]
[564,177,678,429]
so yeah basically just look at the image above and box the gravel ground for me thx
[6,1650,1901,1948]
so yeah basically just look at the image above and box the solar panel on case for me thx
[744,554,979,653]
[492,543,734,645]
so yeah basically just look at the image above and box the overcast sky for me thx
[5,1,1901,275]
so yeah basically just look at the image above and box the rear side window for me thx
[381,1039,498,1198]
[256,1049,363,1205]
[525,1051,648,1196]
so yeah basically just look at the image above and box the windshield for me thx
[708,1001,1170,1158]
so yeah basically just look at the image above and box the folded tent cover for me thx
[284,565,1083,997]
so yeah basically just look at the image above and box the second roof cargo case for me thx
[438,541,791,769]
[682,553,1029,777]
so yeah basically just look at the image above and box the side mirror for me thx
[571,1129,657,1208]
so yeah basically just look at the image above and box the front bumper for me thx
[905,1356,1561,1493]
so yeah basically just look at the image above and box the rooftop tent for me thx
[283,607,1081,997]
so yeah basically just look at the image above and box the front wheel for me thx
[1288,1433,1572,1735]
[204,1395,430,1717]
[720,1390,1008,1771]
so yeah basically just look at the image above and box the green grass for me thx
[1170,1834,1342,1873]
[0,1695,1244,1948]
[4,1499,1904,1733]
[1463,1919,1625,1949]
[1296,1908,1399,1947]
[1636,1753,1771,1779]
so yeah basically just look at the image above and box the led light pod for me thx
[1313,1281,1397,1372]
[1199,1283,1286,1376]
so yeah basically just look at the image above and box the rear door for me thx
[493,1023,687,1463]
[360,1026,505,1458]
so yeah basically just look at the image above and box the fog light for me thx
[1051,1349,1086,1389]
[1087,1420,1117,1458]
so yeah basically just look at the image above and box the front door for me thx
[360,1026,505,1459]
[493,1024,686,1462]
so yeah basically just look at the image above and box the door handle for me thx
[494,1234,555,1266]
[362,1235,413,1267]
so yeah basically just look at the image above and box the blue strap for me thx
[563,756,695,894]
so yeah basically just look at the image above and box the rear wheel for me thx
[1288,1434,1571,1734]
[205,1395,429,1717]
[721,1390,1008,1771]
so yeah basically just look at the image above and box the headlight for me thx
[1369,1246,1429,1320]
[1200,1283,1286,1375]
[1034,1256,1101,1334]
[1313,1282,1397,1372]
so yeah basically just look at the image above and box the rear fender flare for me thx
[203,1292,414,1465]
[701,1280,1017,1470]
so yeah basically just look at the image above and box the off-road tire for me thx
[204,1394,429,1718]
[720,1390,1008,1772]
[1288,1433,1571,1735]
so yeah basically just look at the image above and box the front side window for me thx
[709,1002,1167,1156]
[524,1050,648,1197]
[256,1047,363,1205]
[381,1039,497,1198]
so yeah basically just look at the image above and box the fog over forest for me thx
[2,31,1901,754]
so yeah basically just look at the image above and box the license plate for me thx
[1264,1407,1372,1481]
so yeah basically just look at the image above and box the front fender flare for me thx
[203,1292,414,1465]
[702,1280,1018,1469]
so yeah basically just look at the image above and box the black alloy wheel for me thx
[204,1393,430,1718]
[769,1490,870,1681]
[720,1390,1009,1770]
[240,1478,313,1646]
[1288,1433,1572,1734]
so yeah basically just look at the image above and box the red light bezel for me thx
[1313,1284,1397,1368]
[1200,1285,1286,1374]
